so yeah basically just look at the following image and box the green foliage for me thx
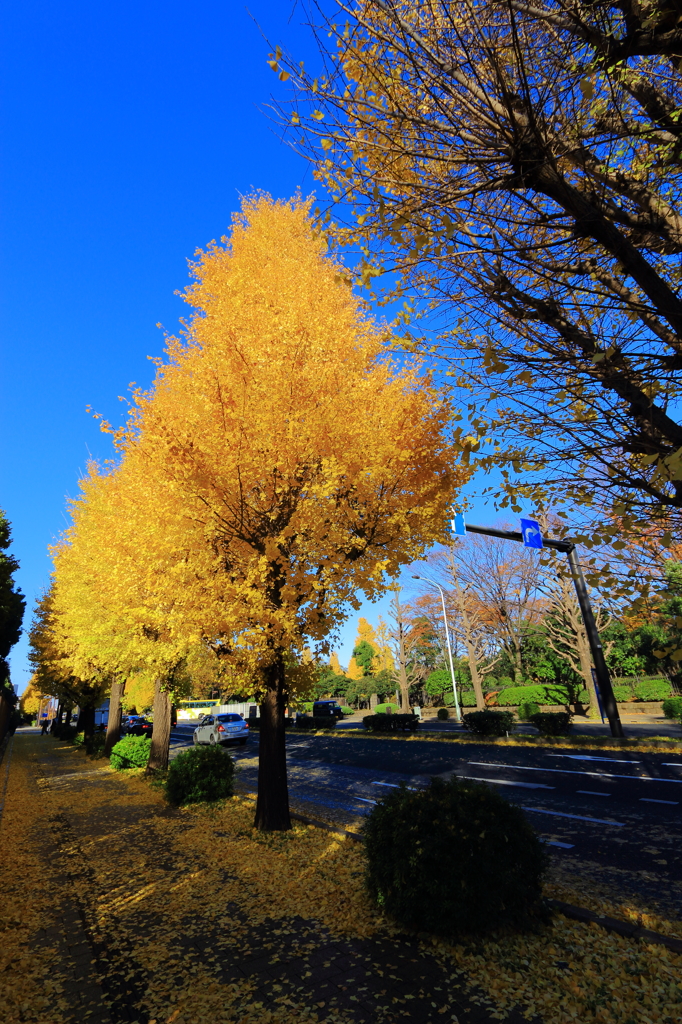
[363,777,547,936]
[612,684,634,702]
[424,669,452,697]
[460,691,477,707]
[529,712,573,736]
[295,716,337,730]
[110,735,151,770]
[517,700,540,721]
[437,707,449,720]
[662,697,682,720]
[374,702,400,714]
[634,679,671,701]
[362,713,418,733]
[340,706,354,715]
[462,710,515,736]
[352,639,376,674]
[0,509,25,684]
[165,745,235,805]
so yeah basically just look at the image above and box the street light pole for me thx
[412,574,462,723]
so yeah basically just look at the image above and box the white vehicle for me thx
[193,713,249,747]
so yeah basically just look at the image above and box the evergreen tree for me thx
[0,509,25,686]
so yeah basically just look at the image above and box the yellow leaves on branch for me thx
[109,194,467,677]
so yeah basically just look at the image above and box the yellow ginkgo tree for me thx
[100,194,467,829]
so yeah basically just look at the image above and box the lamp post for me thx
[412,573,461,723]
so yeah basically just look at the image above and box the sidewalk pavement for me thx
[1,733,537,1024]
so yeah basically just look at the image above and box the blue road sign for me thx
[450,512,466,536]
[520,518,543,548]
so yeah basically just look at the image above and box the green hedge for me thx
[462,711,515,736]
[363,777,547,936]
[165,745,235,805]
[340,706,354,715]
[460,691,477,707]
[662,697,682,720]
[363,714,418,733]
[110,735,151,770]
[494,684,568,706]
[634,679,672,701]
[374,703,400,714]
[295,716,337,730]
[529,711,573,736]
[517,700,540,721]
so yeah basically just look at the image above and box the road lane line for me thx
[640,798,679,805]
[371,781,418,790]
[555,755,641,764]
[661,763,682,768]
[520,806,625,826]
[456,774,554,790]
[577,790,610,797]
[469,761,682,784]
[354,796,377,804]
[540,839,575,849]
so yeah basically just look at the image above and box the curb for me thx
[546,899,682,953]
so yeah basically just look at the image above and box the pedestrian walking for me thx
[40,719,49,735]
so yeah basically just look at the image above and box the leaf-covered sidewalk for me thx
[1,734,681,1024]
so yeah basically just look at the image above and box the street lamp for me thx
[412,573,461,723]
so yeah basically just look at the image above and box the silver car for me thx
[193,713,249,747]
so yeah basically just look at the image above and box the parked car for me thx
[124,717,153,738]
[193,713,249,746]
[312,700,344,719]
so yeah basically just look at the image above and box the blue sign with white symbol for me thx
[520,518,543,549]
[450,512,466,536]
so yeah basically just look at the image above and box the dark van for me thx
[312,700,344,719]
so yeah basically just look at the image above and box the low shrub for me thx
[662,697,682,720]
[634,679,672,701]
[110,735,151,770]
[495,684,571,707]
[165,745,235,805]
[529,711,573,736]
[612,684,635,702]
[363,776,548,936]
[437,707,449,721]
[374,703,400,714]
[340,706,354,716]
[517,700,540,721]
[295,716,337,730]
[53,724,79,741]
[363,714,418,733]
[460,691,477,707]
[462,710,515,736]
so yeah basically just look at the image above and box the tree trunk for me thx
[104,678,125,756]
[146,677,172,773]
[577,630,601,719]
[452,575,486,710]
[77,705,96,741]
[56,703,64,726]
[64,707,72,728]
[254,655,291,831]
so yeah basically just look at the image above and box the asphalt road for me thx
[170,726,682,915]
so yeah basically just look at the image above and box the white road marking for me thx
[577,790,610,797]
[540,839,575,849]
[556,755,641,764]
[457,774,554,790]
[520,806,625,826]
[354,796,377,804]
[371,781,418,790]
[469,761,682,785]
[661,763,682,768]
[639,798,679,806]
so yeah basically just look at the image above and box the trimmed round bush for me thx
[462,710,515,736]
[634,678,672,701]
[374,703,400,714]
[662,696,682,720]
[110,735,151,770]
[340,706,354,715]
[517,700,540,721]
[165,745,235,805]
[612,684,634,702]
[363,777,548,936]
[437,707,449,720]
[529,711,573,736]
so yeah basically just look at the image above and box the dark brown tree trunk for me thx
[77,705,96,741]
[254,654,291,831]
[64,707,72,728]
[56,703,64,726]
[104,678,125,756]
[146,677,172,773]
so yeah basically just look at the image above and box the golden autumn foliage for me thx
[19,679,41,716]
[108,195,464,681]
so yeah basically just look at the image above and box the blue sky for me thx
[1,1,510,693]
